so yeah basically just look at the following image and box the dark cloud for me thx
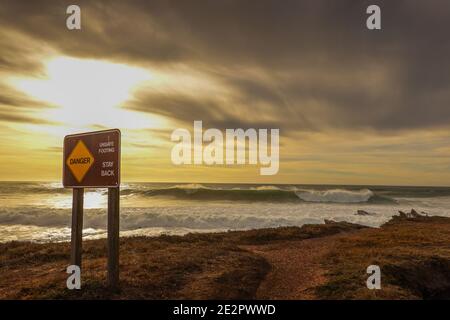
[0,29,46,76]
[0,0,190,66]
[0,111,56,125]
[126,92,286,131]
[0,84,55,110]
[1,0,450,131]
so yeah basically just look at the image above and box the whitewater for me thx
[1,182,450,242]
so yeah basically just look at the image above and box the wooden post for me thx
[107,187,120,289]
[70,188,84,268]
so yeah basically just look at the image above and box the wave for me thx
[294,189,373,203]
[0,182,70,196]
[0,182,398,204]
[3,182,450,205]
[121,185,396,204]
[0,206,324,231]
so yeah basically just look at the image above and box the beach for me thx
[0,213,449,299]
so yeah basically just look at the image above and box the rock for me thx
[397,209,427,219]
[410,209,421,218]
[356,210,376,216]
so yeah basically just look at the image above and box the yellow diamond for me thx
[66,140,95,183]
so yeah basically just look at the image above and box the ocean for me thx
[1,182,450,243]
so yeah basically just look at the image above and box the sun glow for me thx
[9,56,167,130]
[47,190,107,209]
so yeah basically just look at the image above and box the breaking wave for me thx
[294,189,374,203]
[121,184,395,204]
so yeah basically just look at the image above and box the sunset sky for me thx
[1,0,450,185]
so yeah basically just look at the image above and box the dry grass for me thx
[0,216,449,300]
[316,216,450,299]
[0,236,269,299]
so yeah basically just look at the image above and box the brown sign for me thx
[63,129,121,188]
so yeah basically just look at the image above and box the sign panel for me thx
[63,129,121,187]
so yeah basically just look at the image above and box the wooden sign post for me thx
[63,129,121,289]
[107,187,120,289]
[70,188,84,268]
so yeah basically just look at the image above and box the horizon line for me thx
[1,180,450,188]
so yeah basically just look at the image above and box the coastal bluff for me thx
[0,211,449,300]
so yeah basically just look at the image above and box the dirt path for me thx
[242,234,343,299]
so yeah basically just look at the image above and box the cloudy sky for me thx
[1,0,450,185]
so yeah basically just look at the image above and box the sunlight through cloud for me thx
[9,56,166,130]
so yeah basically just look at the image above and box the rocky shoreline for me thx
[0,211,449,299]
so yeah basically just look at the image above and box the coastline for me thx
[0,212,449,300]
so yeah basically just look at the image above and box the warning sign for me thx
[63,129,121,188]
[66,140,95,183]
